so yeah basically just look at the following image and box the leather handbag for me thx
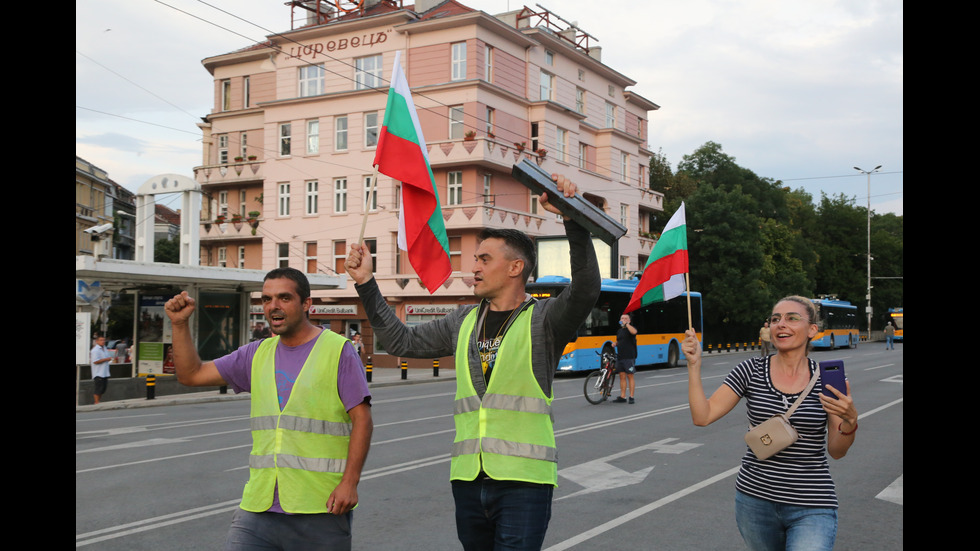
[744,369,819,460]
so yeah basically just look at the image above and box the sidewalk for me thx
[75,366,456,413]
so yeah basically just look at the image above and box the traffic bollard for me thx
[146,373,156,400]
[433,359,439,377]
[366,356,373,383]
[401,360,408,380]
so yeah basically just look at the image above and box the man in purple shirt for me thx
[164,268,372,550]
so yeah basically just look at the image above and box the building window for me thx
[605,102,616,128]
[484,45,493,81]
[363,175,377,212]
[449,235,462,271]
[334,178,347,213]
[218,191,229,216]
[451,42,467,81]
[240,132,248,159]
[447,171,463,206]
[578,142,588,170]
[530,193,539,215]
[539,71,554,101]
[578,68,585,81]
[620,203,629,228]
[218,135,228,164]
[485,106,495,136]
[531,122,539,152]
[305,242,318,274]
[365,112,379,148]
[278,243,290,268]
[240,190,247,216]
[355,54,382,89]
[335,116,348,151]
[333,240,347,274]
[620,255,630,279]
[364,239,377,274]
[576,88,585,114]
[545,50,554,66]
[238,246,246,268]
[218,247,227,267]
[243,76,250,108]
[556,128,567,162]
[307,120,319,154]
[306,180,318,215]
[279,123,291,156]
[299,64,325,97]
[278,183,290,216]
[449,106,464,139]
[221,79,231,111]
[621,152,630,182]
[483,173,492,204]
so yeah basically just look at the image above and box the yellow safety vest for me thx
[240,331,352,514]
[451,305,557,485]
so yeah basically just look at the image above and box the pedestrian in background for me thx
[759,321,771,357]
[613,314,637,404]
[682,295,858,550]
[91,334,113,404]
[883,321,895,350]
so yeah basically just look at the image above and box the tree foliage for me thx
[648,142,902,342]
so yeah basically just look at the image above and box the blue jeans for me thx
[452,477,554,551]
[735,491,837,551]
[886,336,894,350]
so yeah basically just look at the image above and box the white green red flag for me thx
[373,51,451,293]
[624,202,688,313]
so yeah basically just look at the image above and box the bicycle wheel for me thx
[584,371,607,404]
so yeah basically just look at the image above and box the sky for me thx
[76,0,903,215]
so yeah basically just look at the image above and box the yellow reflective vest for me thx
[451,304,557,485]
[240,331,352,514]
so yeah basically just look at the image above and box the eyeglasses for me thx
[769,313,807,325]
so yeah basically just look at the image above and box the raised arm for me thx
[163,291,227,387]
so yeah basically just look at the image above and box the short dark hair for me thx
[264,267,311,302]
[478,228,536,282]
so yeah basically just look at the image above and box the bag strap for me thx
[785,364,820,419]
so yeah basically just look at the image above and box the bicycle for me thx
[584,349,617,404]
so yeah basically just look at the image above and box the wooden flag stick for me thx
[685,272,693,331]
[358,166,380,245]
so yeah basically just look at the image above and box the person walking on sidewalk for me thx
[613,314,638,404]
[91,334,113,404]
[164,268,372,551]
[759,321,771,357]
[884,321,895,350]
[346,174,600,551]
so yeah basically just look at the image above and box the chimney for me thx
[415,0,443,14]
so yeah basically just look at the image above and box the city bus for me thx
[809,296,859,349]
[526,275,703,372]
[889,307,903,341]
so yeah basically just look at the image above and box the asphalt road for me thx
[76,345,903,550]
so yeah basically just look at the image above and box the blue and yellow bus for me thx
[526,276,703,372]
[809,296,859,349]
[889,307,903,341]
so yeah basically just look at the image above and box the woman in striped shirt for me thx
[681,296,858,551]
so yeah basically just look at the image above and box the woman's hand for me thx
[820,381,857,426]
[681,328,702,370]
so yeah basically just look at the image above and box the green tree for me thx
[155,236,180,264]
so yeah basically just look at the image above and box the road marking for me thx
[76,500,240,547]
[876,474,903,505]
[865,363,895,371]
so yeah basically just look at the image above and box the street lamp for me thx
[854,165,881,341]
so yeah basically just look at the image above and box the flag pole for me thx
[358,165,380,244]
[685,272,693,330]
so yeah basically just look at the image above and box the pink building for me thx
[195,0,666,368]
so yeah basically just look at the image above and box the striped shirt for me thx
[724,356,838,508]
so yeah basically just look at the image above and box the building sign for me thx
[311,304,359,316]
[406,304,459,315]
[287,29,391,60]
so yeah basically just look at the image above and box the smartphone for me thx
[818,360,846,398]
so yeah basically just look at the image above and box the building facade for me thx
[194,0,666,367]
[76,156,137,260]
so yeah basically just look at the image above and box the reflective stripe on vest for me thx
[240,331,352,514]
[450,305,557,485]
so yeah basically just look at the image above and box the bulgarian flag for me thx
[373,51,451,293]
[624,202,689,314]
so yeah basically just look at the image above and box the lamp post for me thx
[854,165,881,341]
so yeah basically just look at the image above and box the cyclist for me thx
[613,314,637,404]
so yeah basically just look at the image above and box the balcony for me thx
[194,159,263,186]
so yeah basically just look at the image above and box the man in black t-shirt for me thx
[613,313,638,404]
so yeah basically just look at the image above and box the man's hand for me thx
[325,479,358,516]
[164,291,196,326]
[345,243,375,285]
[538,173,578,216]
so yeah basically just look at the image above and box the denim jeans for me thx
[451,477,554,551]
[735,491,837,551]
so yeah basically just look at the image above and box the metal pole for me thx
[854,165,881,341]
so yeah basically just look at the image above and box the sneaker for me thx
[629,397,635,404]
[613,397,627,403]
